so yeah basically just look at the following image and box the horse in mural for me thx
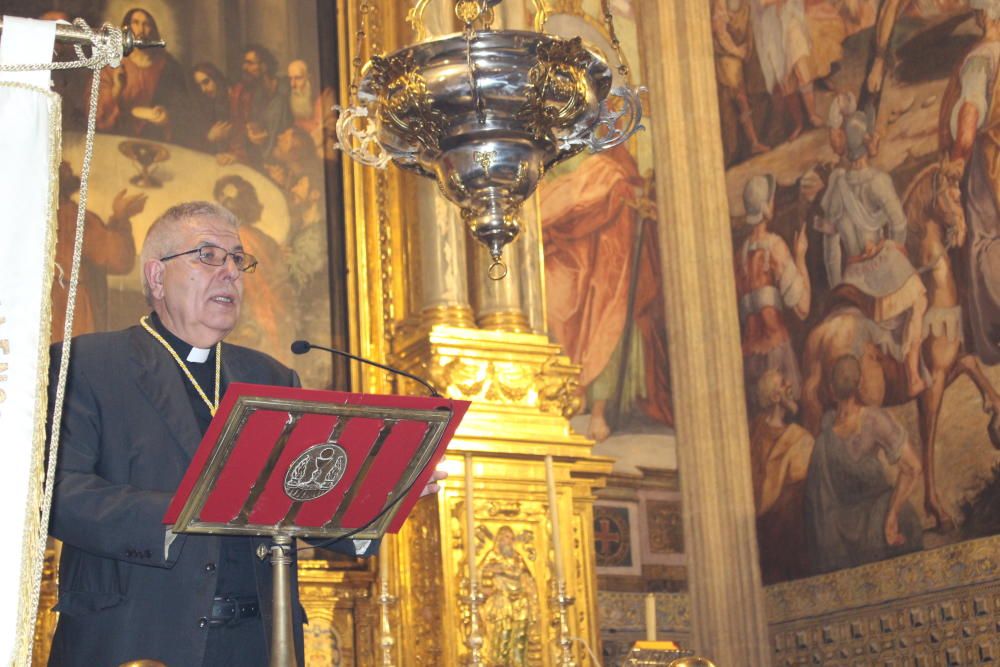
[800,160,1000,530]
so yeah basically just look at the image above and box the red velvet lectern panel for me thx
[164,383,469,539]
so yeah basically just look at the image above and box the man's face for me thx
[129,10,154,41]
[778,378,798,416]
[194,71,218,97]
[150,216,245,347]
[496,529,515,557]
[288,61,309,94]
[243,51,263,81]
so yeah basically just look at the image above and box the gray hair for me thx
[139,201,240,304]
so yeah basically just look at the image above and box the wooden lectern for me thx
[164,383,469,667]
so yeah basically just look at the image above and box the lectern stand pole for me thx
[269,534,298,667]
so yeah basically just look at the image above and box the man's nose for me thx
[219,254,241,279]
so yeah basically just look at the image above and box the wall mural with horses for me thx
[715,0,1000,584]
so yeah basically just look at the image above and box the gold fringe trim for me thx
[1,81,62,667]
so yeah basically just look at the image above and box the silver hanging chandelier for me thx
[336,0,645,279]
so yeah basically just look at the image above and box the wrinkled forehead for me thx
[176,216,243,250]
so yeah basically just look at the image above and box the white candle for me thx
[645,592,657,641]
[544,455,565,586]
[464,453,477,589]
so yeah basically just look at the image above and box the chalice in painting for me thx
[118,140,170,188]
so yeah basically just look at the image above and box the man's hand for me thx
[149,105,169,126]
[207,121,233,143]
[793,223,808,260]
[247,123,269,146]
[419,468,449,498]
[111,189,147,221]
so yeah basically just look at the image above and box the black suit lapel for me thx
[128,326,204,460]
[220,343,252,387]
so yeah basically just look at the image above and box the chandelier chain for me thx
[600,0,630,78]
[350,0,381,105]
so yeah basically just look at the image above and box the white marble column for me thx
[636,0,771,663]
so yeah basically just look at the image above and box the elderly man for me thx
[47,201,444,666]
[287,59,336,146]
[749,369,814,583]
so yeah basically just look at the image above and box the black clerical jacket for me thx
[46,325,360,666]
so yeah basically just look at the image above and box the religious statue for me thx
[478,525,540,666]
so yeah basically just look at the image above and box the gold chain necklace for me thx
[140,315,222,416]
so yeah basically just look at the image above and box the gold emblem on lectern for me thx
[283,444,349,501]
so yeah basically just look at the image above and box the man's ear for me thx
[145,260,165,301]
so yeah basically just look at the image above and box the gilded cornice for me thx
[391,323,600,450]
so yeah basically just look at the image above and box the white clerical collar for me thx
[186,347,211,363]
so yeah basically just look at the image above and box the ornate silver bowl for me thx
[337,29,644,276]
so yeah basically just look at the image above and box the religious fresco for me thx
[538,0,684,591]
[15,0,346,390]
[536,2,683,660]
[715,0,1000,584]
[538,1,672,444]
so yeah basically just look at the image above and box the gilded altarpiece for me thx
[334,0,615,663]
[28,0,617,663]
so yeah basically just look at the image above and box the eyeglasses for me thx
[160,245,258,273]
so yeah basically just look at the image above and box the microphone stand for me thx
[291,340,441,397]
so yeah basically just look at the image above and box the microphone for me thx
[291,340,442,398]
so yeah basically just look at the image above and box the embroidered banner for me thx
[0,15,59,665]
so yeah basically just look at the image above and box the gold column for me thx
[636,0,770,663]
[469,240,531,332]
[349,4,612,666]
[516,197,547,334]
[392,324,612,667]
[413,180,476,328]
